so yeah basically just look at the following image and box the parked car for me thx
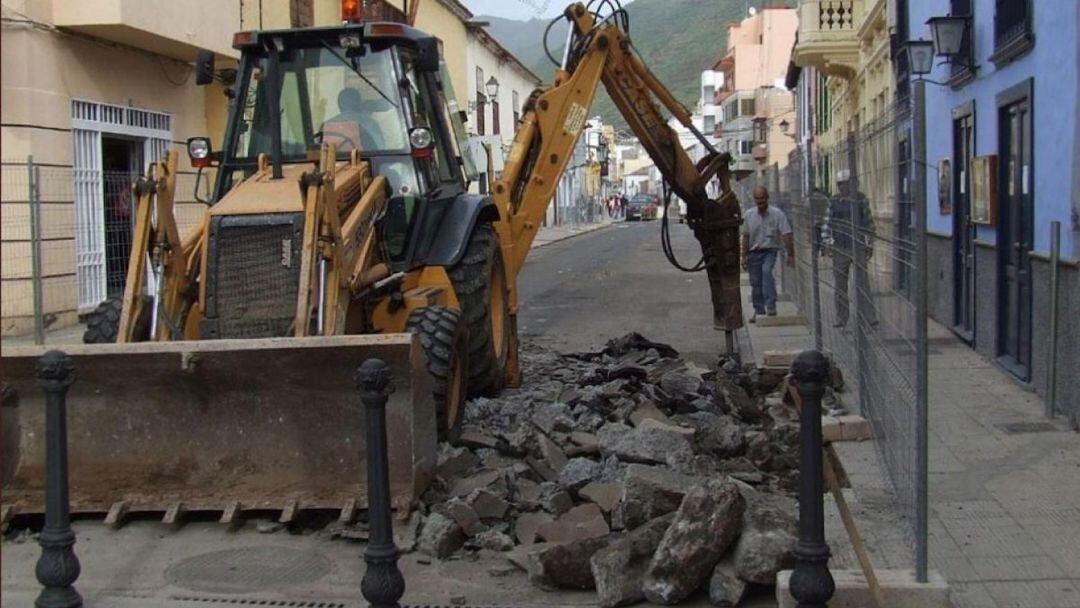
[626,194,659,221]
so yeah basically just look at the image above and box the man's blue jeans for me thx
[747,249,779,314]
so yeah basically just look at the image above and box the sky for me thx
[460,0,635,21]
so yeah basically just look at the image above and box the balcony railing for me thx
[792,0,863,77]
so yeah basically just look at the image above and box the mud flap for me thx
[1,334,435,517]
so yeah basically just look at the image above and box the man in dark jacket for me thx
[827,170,878,328]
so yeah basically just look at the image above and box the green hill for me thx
[481,0,795,130]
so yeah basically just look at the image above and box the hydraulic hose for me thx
[660,179,706,273]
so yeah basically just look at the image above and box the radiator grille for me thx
[204,214,303,339]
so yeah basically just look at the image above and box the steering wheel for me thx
[314,129,360,151]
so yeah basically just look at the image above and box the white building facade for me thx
[464,24,542,194]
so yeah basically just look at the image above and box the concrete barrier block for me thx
[762,350,800,368]
[757,315,808,327]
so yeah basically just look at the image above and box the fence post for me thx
[912,78,930,584]
[29,155,46,346]
[1046,221,1061,419]
[789,350,835,608]
[34,350,82,608]
[355,358,405,608]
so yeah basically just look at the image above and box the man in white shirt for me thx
[740,186,794,322]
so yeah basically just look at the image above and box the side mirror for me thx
[416,38,440,72]
[195,50,215,86]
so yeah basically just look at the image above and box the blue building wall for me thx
[908,0,1078,255]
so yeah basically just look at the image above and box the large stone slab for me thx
[642,479,746,604]
[618,464,697,530]
[590,514,674,608]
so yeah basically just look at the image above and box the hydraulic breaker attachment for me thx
[1,334,434,519]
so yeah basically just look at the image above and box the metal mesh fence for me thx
[1,157,205,341]
[738,99,929,572]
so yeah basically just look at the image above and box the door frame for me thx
[994,78,1034,382]
[71,99,172,312]
[951,100,976,344]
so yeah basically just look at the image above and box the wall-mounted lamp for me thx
[904,39,936,77]
[485,76,500,101]
[927,14,978,72]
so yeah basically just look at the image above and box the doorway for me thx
[996,84,1033,381]
[101,137,142,298]
[952,107,976,342]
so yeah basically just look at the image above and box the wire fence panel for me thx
[739,100,928,570]
[1,157,204,339]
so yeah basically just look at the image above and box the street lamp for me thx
[926,14,977,71]
[927,16,966,56]
[485,76,500,101]
[904,39,935,77]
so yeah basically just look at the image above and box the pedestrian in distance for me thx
[740,186,794,323]
[826,169,878,328]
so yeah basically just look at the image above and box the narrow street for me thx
[0,222,781,608]
[520,220,731,365]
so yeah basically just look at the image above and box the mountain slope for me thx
[481,0,795,130]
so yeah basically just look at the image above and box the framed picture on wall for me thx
[970,155,999,225]
[939,159,952,215]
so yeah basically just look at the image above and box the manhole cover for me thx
[166,546,331,594]
[997,421,1060,434]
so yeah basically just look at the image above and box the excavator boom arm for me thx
[493,2,744,330]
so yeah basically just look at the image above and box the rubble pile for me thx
[411,333,805,607]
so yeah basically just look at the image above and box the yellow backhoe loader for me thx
[1,0,742,522]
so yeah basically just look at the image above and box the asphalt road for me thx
[519,220,736,367]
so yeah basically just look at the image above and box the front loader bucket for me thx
[1,334,435,519]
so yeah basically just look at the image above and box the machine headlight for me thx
[409,127,434,150]
[187,137,213,168]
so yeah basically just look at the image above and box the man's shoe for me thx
[766,308,778,316]
[833,320,846,328]
[749,313,758,324]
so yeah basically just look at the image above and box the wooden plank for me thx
[104,501,129,529]
[823,445,887,608]
[163,503,185,526]
[339,499,358,524]
[279,500,299,524]
[1,505,15,534]
[219,502,242,528]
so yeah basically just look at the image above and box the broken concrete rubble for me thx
[536,503,609,543]
[527,535,620,590]
[408,334,803,607]
[418,512,465,558]
[709,555,750,607]
[641,479,746,605]
[590,514,674,608]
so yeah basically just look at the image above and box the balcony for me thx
[792,0,863,78]
[53,0,239,60]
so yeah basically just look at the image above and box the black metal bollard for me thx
[789,350,835,608]
[355,359,405,608]
[34,350,83,608]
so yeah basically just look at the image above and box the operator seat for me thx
[321,88,387,152]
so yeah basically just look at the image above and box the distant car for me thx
[626,194,659,221]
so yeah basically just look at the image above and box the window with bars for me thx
[475,67,485,135]
[949,0,975,83]
[512,91,520,131]
[992,0,1033,65]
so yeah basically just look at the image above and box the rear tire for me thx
[83,296,151,344]
[447,224,510,396]
[407,305,468,441]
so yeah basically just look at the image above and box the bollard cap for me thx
[790,350,830,385]
[354,358,395,401]
[36,350,75,390]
